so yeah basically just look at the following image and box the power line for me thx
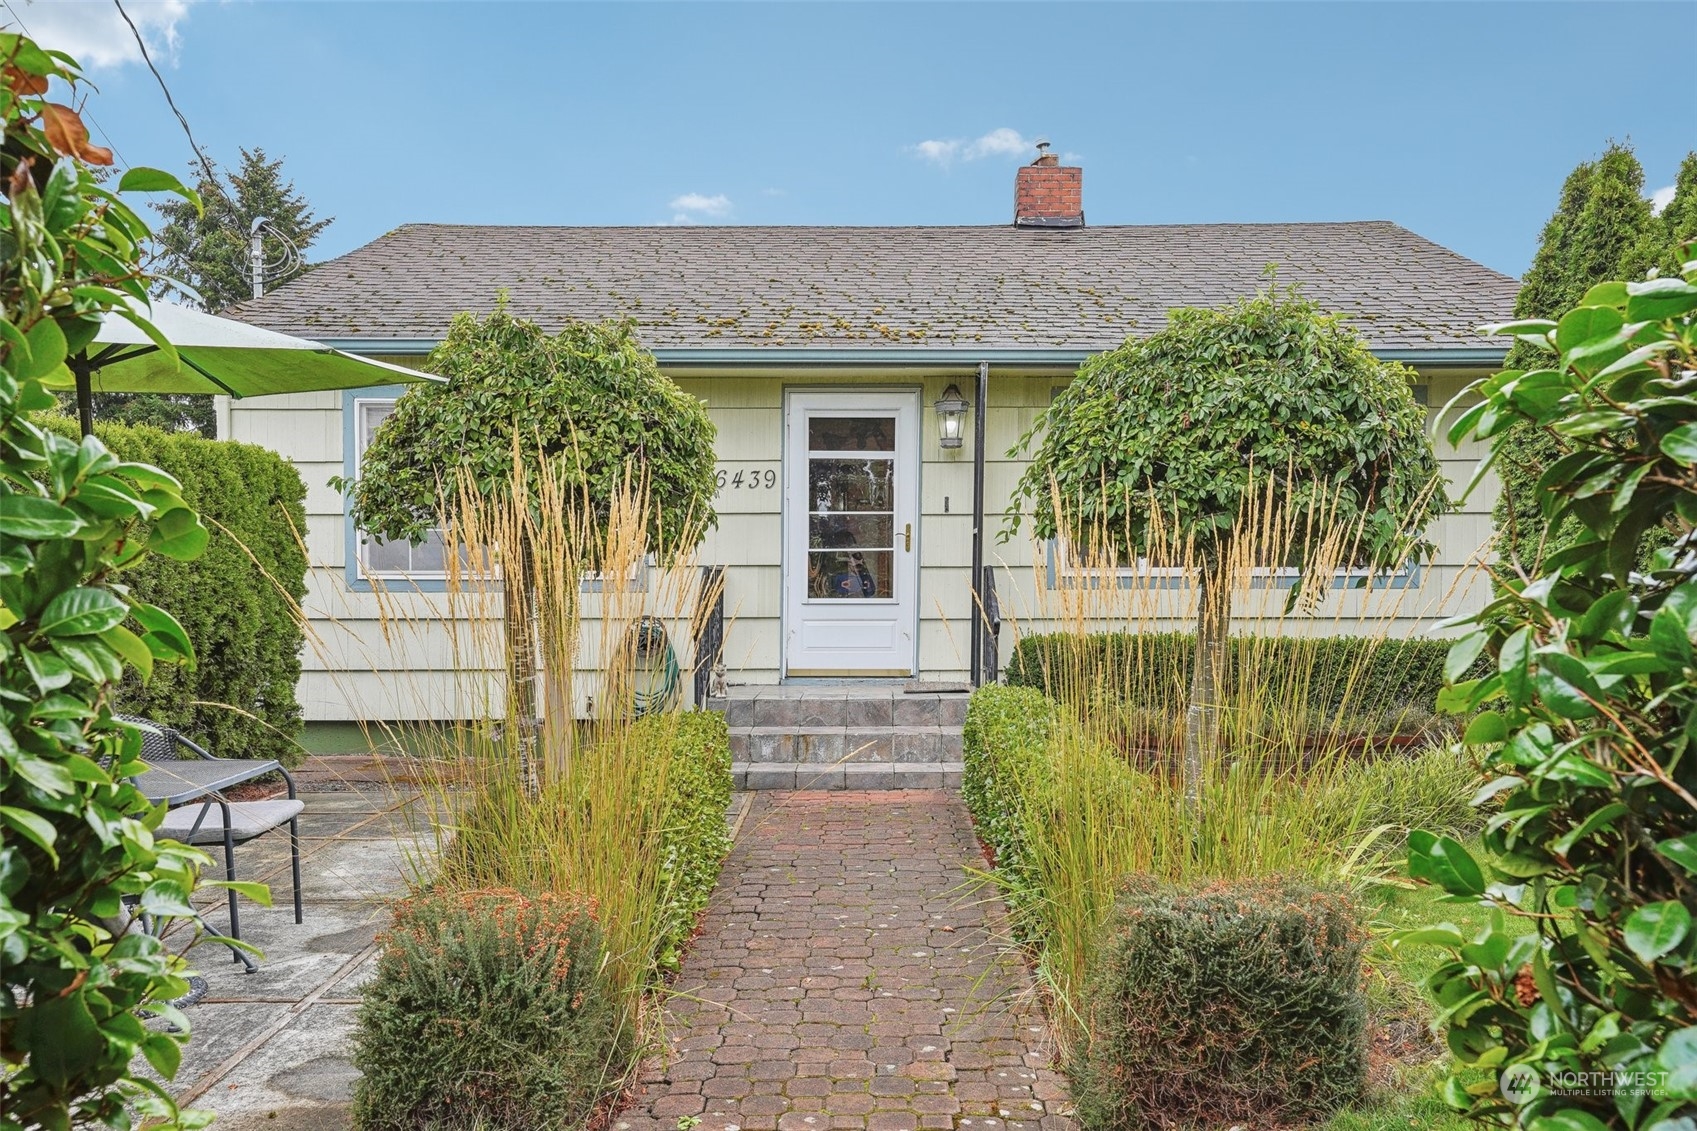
[112,0,227,204]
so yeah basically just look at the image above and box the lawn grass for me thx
[1319,857,1529,1131]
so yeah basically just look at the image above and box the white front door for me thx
[783,391,921,676]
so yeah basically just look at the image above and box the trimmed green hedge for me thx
[1005,631,1462,719]
[46,416,308,765]
[352,888,624,1130]
[642,709,733,971]
[961,685,1060,939]
[1071,875,1367,1129]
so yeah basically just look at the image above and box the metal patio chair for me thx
[121,716,304,965]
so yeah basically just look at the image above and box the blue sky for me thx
[14,0,1694,277]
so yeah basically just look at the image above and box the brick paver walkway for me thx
[617,790,1073,1131]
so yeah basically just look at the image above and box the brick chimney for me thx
[1014,140,1083,228]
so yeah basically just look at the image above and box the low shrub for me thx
[641,708,733,970]
[351,888,626,1131]
[45,415,309,765]
[961,685,1059,934]
[1071,875,1368,1130]
[1006,630,1465,729]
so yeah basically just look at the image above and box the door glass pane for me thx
[809,514,893,550]
[808,550,894,599]
[805,412,899,600]
[808,416,895,453]
[809,458,894,514]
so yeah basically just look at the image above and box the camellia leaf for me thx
[1661,422,1697,466]
[1658,834,1697,875]
[1555,305,1625,354]
[1463,711,1508,745]
[100,624,153,682]
[130,601,195,665]
[1624,902,1691,964]
[1408,830,1486,897]
[1529,1112,1611,1131]
[0,494,83,539]
[36,586,128,638]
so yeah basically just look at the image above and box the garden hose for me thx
[627,615,681,717]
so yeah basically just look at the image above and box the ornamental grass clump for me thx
[1070,876,1368,1130]
[351,888,625,1131]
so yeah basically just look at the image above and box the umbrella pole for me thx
[72,354,95,438]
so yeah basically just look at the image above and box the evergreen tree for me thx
[81,149,333,437]
[1656,151,1697,275]
[1492,143,1686,569]
[153,146,331,311]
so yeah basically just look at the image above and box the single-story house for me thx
[224,152,1518,732]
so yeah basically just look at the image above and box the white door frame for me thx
[782,389,921,677]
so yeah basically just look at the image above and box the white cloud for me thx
[9,0,193,69]
[668,192,732,218]
[964,127,1032,160]
[911,138,961,165]
[911,128,1043,167]
[1651,184,1677,216]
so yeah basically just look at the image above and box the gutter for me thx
[320,339,1508,371]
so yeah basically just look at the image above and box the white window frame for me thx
[352,397,451,581]
[1046,538,1419,591]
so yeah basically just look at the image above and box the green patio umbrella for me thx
[58,300,441,437]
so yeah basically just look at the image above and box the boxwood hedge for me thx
[642,708,734,971]
[1005,631,1464,720]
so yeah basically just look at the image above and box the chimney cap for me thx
[1032,139,1057,166]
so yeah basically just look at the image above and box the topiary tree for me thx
[1408,242,1697,1130]
[340,302,716,773]
[1494,143,1697,570]
[1009,285,1443,798]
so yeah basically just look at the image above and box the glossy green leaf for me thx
[1661,423,1697,466]
[1463,711,1508,745]
[0,494,83,539]
[36,587,128,638]
[1408,829,1486,896]
[1658,834,1697,875]
[1625,902,1691,963]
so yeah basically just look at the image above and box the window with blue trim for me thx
[353,399,450,579]
[1045,539,1420,591]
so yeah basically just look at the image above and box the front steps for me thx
[712,684,968,790]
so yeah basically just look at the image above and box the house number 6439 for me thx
[715,467,777,491]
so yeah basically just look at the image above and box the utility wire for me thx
[112,0,229,206]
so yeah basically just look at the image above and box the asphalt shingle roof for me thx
[230,221,1518,353]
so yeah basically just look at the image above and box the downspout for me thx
[970,360,989,686]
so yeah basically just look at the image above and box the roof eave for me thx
[319,338,1506,371]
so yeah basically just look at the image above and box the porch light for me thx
[934,383,969,449]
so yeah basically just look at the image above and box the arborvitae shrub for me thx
[1071,875,1368,1130]
[351,888,625,1130]
[44,415,309,764]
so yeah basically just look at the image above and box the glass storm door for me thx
[783,391,920,676]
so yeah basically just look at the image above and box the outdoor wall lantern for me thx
[934,383,969,449]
